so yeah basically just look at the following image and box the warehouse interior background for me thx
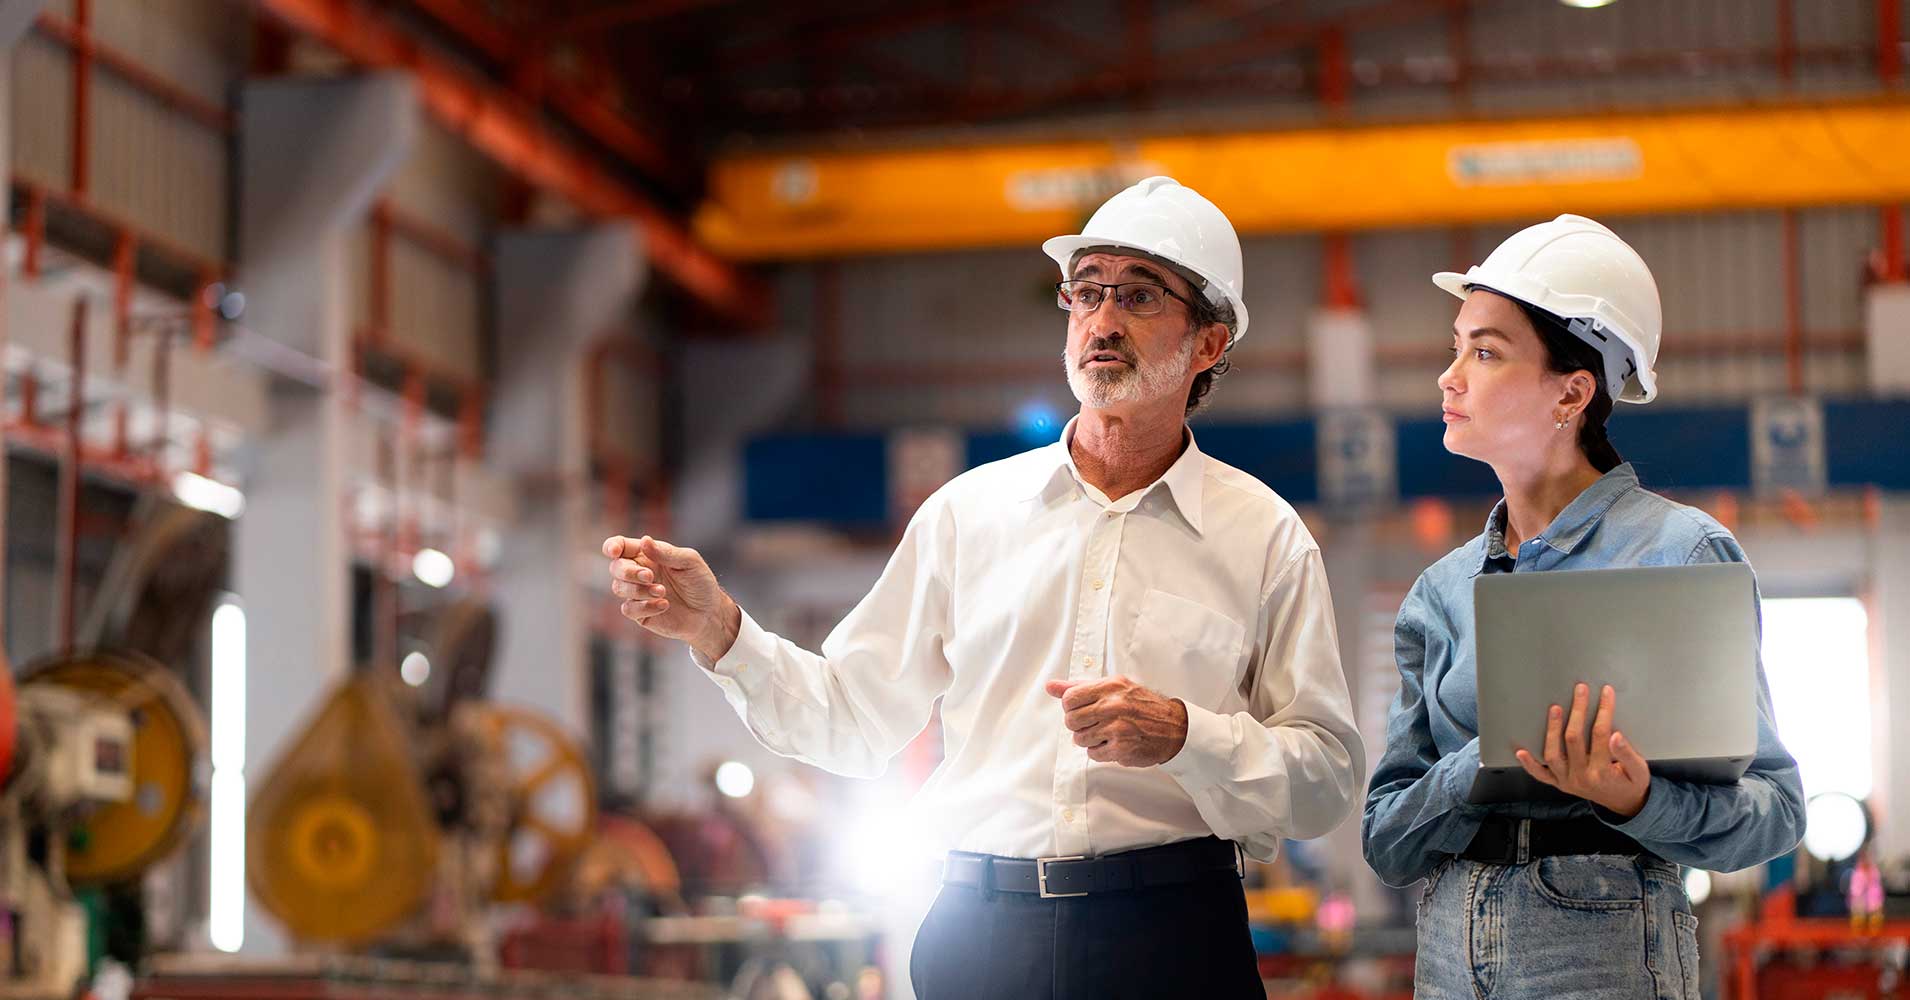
[1,0,1908,998]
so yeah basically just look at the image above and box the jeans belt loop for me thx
[1516,818,1533,865]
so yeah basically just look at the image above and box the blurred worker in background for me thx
[604,176,1364,998]
[1362,215,1806,999]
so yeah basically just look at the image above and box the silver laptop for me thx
[1469,563,1761,804]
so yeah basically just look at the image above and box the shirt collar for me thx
[1471,462,1640,575]
[1021,415,1207,535]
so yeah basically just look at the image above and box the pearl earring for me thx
[1555,416,1567,430]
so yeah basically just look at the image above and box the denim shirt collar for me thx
[1473,462,1641,576]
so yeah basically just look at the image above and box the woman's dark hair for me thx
[1505,295,1626,473]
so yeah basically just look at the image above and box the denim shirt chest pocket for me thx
[1126,589,1246,709]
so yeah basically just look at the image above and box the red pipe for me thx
[113,231,135,363]
[19,370,37,426]
[1782,210,1804,394]
[1776,0,1795,82]
[1883,204,1906,282]
[58,299,88,658]
[1318,26,1349,111]
[70,0,90,198]
[256,0,765,326]
[1881,0,1902,87]
[1323,233,1362,310]
[193,272,217,352]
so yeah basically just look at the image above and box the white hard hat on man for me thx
[1043,176,1251,346]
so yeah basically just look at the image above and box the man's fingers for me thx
[1086,743,1117,763]
[1063,706,1108,732]
[1060,678,1122,711]
[641,536,704,570]
[611,579,667,600]
[1072,724,1110,748]
[609,559,655,585]
[1044,679,1078,700]
[602,535,632,559]
[1516,749,1559,788]
[1590,685,1618,761]
[619,598,669,622]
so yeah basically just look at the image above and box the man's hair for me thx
[1185,291,1235,417]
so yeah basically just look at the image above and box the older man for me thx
[603,176,1362,998]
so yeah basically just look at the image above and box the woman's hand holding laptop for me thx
[1513,682,1652,818]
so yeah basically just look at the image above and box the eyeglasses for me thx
[1055,280,1195,317]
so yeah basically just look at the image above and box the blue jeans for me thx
[1415,853,1701,1000]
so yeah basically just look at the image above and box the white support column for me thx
[1866,283,1910,395]
[1873,498,1910,864]
[231,73,415,953]
[488,225,643,734]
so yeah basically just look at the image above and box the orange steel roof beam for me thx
[398,0,692,192]
[256,0,766,327]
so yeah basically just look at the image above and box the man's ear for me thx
[1192,322,1229,373]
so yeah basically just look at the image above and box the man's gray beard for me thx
[1064,334,1198,408]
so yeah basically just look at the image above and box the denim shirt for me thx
[1361,463,1806,888]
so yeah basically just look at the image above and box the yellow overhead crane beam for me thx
[696,99,1910,259]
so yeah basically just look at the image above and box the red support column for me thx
[71,0,91,197]
[1776,0,1795,82]
[193,272,217,352]
[1323,233,1362,310]
[1881,0,1902,87]
[19,369,38,427]
[1882,204,1906,282]
[112,231,135,363]
[1318,26,1349,112]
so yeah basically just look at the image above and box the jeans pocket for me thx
[1672,911,1701,1000]
[1527,855,1645,910]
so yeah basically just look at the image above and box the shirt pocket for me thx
[1125,589,1246,710]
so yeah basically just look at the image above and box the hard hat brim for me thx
[1045,234,1250,346]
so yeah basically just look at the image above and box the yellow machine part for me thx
[247,677,439,945]
[1245,885,1321,925]
[474,705,598,905]
[25,651,206,886]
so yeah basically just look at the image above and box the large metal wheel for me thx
[23,650,206,885]
[475,705,598,904]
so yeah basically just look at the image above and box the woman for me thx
[1362,215,1806,1000]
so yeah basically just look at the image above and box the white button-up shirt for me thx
[700,419,1364,862]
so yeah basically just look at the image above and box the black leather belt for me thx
[941,836,1245,899]
[1459,815,1648,865]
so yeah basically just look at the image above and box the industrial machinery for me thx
[246,597,599,962]
[0,651,207,999]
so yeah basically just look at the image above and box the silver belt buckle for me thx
[1036,855,1088,898]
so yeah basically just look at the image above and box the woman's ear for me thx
[1557,369,1597,419]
